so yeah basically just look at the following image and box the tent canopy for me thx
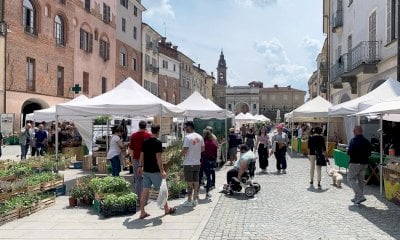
[254,114,270,122]
[33,95,89,122]
[288,96,333,122]
[176,91,233,118]
[329,78,400,116]
[56,78,185,117]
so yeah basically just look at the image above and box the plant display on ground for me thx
[0,192,53,214]
[90,176,131,194]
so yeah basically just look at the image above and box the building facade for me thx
[226,86,259,115]
[73,0,116,99]
[158,37,179,104]
[324,0,396,104]
[213,51,227,108]
[192,64,208,98]
[115,0,144,85]
[259,85,306,121]
[142,22,161,96]
[178,51,194,102]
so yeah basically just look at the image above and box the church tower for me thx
[217,50,227,86]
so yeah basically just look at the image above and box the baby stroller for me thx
[228,161,261,197]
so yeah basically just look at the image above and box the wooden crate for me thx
[0,209,19,226]
[97,157,108,174]
[19,195,56,218]
[83,155,92,171]
[27,184,41,193]
[0,188,27,202]
[0,175,16,181]
[62,146,83,161]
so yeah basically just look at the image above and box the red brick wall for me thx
[158,74,179,104]
[115,39,142,86]
[5,0,75,97]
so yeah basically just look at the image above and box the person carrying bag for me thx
[307,127,329,188]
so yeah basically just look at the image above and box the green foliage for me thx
[0,163,32,177]
[102,192,137,208]
[94,116,110,125]
[167,179,187,199]
[0,193,50,214]
[89,176,131,194]
[69,185,83,199]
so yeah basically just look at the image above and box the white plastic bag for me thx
[157,179,168,209]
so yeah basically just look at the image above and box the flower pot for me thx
[69,197,77,207]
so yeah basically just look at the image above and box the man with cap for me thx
[270,123,290,174]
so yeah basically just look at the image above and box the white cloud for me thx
[301,36,322,61]
[143,0,175,19]
[235,0,277,8]
[254,38,311,88]
[254,38,289,64]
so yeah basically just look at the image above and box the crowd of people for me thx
[18,121,83,160]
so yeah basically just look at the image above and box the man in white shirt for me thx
[181,121,204,207]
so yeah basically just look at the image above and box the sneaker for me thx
[181,200,194,207]
[206,193,212,198]
[310,181,313,185]
[317,183,322,189]
[351,198,356,203]
[193,199,199,206]
[355,196,366,204]
[282,170,287,174]
[276,170,281,174]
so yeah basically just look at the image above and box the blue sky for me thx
[141,0,324,92]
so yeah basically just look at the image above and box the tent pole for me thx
[106,118,109,153]
[225,117,228,164]
[379,114,383,195]
[326,117,330,156]
[55,115,59,172]
[290,118,293,155]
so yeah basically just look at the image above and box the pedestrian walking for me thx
[307,127,329,188]
[228,128,239,165]
[199,129,218,198]
[245,128,256,151]
[204,126,218,187]
[137,124,176,219]
[181,121,204,207]
[256,127,270,172]
[35,124,48,156]
[347,125,371,204]
[270,123,289,174]
[19,123,32,160]
[297,123,305,153]
[129,120,151,200]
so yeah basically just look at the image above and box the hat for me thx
[229,128,235,133]
[276,123,284,129]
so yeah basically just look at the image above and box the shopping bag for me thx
[157,179,168,209]
[316,152,327,166]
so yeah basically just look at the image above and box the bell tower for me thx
[217,50,227,86]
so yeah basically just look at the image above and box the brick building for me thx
[158,37,179,104]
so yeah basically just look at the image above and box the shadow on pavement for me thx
[307,185,328,193]
[122,215,163,229]
[348,202,400,238]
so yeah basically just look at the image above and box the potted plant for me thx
[68,185,82,207]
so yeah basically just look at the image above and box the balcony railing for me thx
[146,42,153,50]
[331,41,381,83]
[145,63,153,71]
[332,10,343,30]
[152,66,159,74]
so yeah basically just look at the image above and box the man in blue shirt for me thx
[35,124,48,156]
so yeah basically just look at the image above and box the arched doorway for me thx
[21,99,47,125]
[235,102,249,114]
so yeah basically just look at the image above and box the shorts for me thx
[228,147,237,158]
[142,172,162,190]
[183,165,201,182]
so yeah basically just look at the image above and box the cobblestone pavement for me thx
[199,152,400,240]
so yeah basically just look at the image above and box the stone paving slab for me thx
[199,152,400,240]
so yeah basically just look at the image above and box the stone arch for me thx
[368,79,385,92]
[24,0,42,33]
[234,102,250,114]
[339,93,351,103]
[99,32,110,43]
[21,98,49,124]
[80,22,92,33]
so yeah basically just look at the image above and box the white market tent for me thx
[287,96,333,122]
[254,114,270,122]
[328,78,400,117]
[177,91,233,118]
[54,78,186,162]
[32,95,89,122]
[56,78,185,118]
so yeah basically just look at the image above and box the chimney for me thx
[161,37,166,44]
[287,85,291,89]
[166,42,172,47]
[211,72,214,77]
[274,84,278,89]
[198,64,201,69]
[172,45,178,50]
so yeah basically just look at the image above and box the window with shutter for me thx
[83,72,89,94]
[89,33,93,52]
